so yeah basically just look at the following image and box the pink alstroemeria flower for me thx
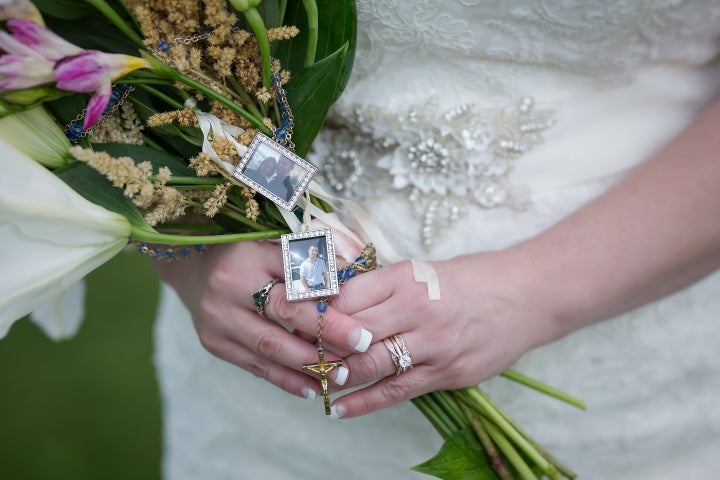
[0,18,81,89]
[2,18,81,61]
[0,34,54,89]
[0,19,150,130]
[54,51,150,129]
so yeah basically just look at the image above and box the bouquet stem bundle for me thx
[412,371,583,480]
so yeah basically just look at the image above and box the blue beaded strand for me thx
[131,241,207,261]
[65,123,83,142]
[336,253,371,284]
[64,84,132,141]
[317,300,328,314]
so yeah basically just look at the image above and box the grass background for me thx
[0,252,162,479]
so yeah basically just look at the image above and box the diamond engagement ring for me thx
[252,278,279,316]
[383,334,412,376]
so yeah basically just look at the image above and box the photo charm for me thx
[233,133,318,211]
[281,228,340,301]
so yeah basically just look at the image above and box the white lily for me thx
[0,139,131,339]
[29,279,85,340]
[0,107,71,168]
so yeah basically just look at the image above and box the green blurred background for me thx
[0,252,162,479]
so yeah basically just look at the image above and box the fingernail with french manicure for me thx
[302,386,316,400]
[350,328,373,352]
[334,366,349,386]
[330,404,346,419]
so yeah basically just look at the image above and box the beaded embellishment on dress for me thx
[313,98,555,246]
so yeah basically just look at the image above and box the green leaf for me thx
[45,93,90,128]
[285,43,347,157]
[412,429,501,480]
[91,144,196,177]
[276,1,356,156]
[255,0,284,29]
[33,0,95,19]
[277,0,356,81]
[314,0,356,101]
[55,163,149,231]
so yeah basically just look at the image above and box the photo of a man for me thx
[299,244,327,292]
[282,229,339,301]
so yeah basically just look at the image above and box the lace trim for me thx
[312,98,555,247]
[353,0,720,81]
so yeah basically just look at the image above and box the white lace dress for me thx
[155,1,720,478]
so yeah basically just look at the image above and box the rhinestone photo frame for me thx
[233,133,317,211]
[281,228,339,301]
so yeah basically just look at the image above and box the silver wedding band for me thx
[383,334,412,376]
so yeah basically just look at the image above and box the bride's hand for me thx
[153,240,374,400]
[327,251,559,418]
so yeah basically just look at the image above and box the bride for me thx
[154,1,720,479]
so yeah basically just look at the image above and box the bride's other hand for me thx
[153,240,373,399]
[331,97,720,418]
[327,252,553,418]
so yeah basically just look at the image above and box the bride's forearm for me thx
[505,97,720,341]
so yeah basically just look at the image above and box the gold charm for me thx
[303,346,342,415]
[302,299,342,415]
[300,248,379,415]
[356,243,378,272]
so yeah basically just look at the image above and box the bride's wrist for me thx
[443,251,563,353]
[463,248,578,348]
[499,239,610,344]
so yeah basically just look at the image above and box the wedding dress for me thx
[154,1,720,478]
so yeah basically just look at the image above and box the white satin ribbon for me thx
[189,98,248,178]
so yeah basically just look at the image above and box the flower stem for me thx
[480,417,539,480]
[130,227,286,245]
[156,223,226,233]
[221,205,278,231]
[136,84,185,110]
[431,391,468,430]
[173,72,271,134]
[85,0,144,47]
[462,388,561,479]
[155,176,225,186]
[502,369,586,410]
[301,0,319,66]
[456,396,514,480]
[411,395,455,439]
[474,388,578,479]
[243,7,273,94]
[137,59,271,135]
[182,199,278,232]
[226,75,265,120]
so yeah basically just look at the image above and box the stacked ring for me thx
[383,334,412,376]
[252,278,279,316]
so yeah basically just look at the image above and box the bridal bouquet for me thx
[0,1,583,478]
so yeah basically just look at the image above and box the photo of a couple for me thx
[236,135,317,210]
[244,154,297,201]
